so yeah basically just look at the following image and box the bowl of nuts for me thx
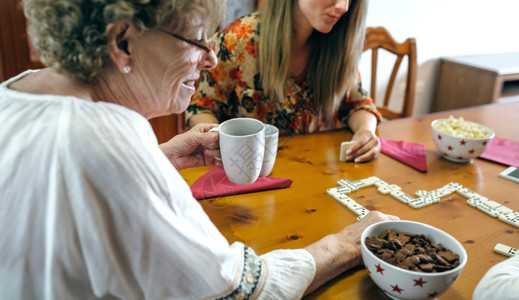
[431,116,494,163]
[361,220,467,300]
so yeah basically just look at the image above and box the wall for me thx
[359,0,519,116]
[222,0,256,28]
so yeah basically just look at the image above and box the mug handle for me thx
[209,127,222,161]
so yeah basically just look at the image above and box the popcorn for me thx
[433,115,491,139]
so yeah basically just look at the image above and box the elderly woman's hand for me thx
[303,211,399,295]
[160,123,222,171]
[336,211,399,267]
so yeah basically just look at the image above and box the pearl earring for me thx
[123,66,131,74]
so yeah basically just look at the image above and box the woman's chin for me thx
[168,99,191,115]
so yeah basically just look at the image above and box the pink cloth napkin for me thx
[479,137,519,168]
[379,138,428,172]
[190,166,293,200]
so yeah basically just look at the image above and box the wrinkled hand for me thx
[159,123,222,171]
[338,211,399,266]
[346,129,380,163]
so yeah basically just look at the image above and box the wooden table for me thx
[180,102,519,299]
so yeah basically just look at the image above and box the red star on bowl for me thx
[468,149,475,154]
[460,140,466,146]
[413,277,427,287]
[391,284,404,294]
[437,134,442,140]
[428,291,439,298]
[375,264,385,275]
[483,141,488,146]
[451,273,459,282]
[448,145,453,151]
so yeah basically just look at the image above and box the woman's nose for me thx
[335,0,349,14]
[199,49,217,70]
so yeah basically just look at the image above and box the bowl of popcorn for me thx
[361,220,467,300]
[431,116,494,163]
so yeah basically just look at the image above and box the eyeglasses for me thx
[157,28,214,53]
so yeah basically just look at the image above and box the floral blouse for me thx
[186,12,380,136]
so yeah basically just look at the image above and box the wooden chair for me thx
[363,27,417,120]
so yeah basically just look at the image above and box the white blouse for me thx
[0,70,316,299]
[473,255,519,300]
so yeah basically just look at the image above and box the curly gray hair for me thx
[22,0,226,82]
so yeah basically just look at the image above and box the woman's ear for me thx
[106,22,133,73]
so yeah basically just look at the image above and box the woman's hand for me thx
[346,129,381,163]
[303,211,399,295]
[345,110,380,162]
[335,211,399,267]
[159,123,222,171]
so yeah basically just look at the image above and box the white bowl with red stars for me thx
[360,220,468,300]
[431,118,494,163]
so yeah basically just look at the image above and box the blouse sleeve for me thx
[258,249,316,299]
[337,71,381,125]
[186,27,241,124]
[473,255,519,300]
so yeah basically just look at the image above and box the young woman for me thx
[187,0,381,162]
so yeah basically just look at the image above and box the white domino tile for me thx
[351,206,369,217]
[409,200,433,209]
[345,201,364,211]
[415,190,428,197]
[484,200,504,209]
[494,243,519,257]
[374,180,389,188]
[326,187,353,196]
[476,203,500,218]
[377,186,392,195]
[387,184,402,191]
[390,190,414,204]
[351,176,381,189]
[351,180,370,189]
[333,194,356,207]
[427,188,452,199]
[339,141,354,162]
[442,182,462,193]
[456,187,481,199]
[498,212,519,228]
[337,179,359,192]
[361,176,382,186]
[467,197,484,207]
[495,205,514,215]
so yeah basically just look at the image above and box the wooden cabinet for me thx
[0,0,180,143]
[433,52,519,112]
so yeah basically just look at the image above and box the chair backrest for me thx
[363,27,417,120]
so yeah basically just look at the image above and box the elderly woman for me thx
[187,0,381,163]
[0,0,397,298]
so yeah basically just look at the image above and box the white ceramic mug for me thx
[259,124,279,177]
[211,118,265,185]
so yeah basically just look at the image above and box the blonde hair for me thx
[259,0,367,118]
[22,0,225,83]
